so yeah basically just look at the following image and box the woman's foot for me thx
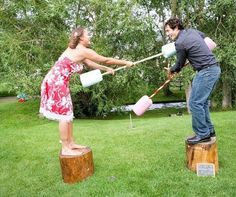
[61,148,83,156]
[69,143,87,150]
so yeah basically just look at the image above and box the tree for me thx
[207,0,236,108]
[0,0,70,95]
[1,0,235,116]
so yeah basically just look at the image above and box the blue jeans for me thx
[189,64,221,138]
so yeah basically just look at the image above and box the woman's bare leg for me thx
[68,122,87,149]
[59,121,82,155]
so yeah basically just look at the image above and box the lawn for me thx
[0,100,236,196]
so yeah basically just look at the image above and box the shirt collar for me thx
[175,29,184,41]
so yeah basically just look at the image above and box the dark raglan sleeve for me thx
[170,43,187,74]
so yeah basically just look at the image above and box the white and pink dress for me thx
[39,57,83,121]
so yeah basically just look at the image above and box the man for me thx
[164,17,221,144]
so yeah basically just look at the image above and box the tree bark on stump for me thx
[185,137,219,173]
[59,147,94,184]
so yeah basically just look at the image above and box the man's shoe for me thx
[187,135,211,145]
[210,129,216,137]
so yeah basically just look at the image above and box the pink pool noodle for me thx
[204,37,217,51]
[133,95,153,116]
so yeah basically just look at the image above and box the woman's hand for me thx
[125,61,134,67]
[105,67,115,75]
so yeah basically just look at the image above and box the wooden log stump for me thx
[59,147,94,184]
[185,137,219,173]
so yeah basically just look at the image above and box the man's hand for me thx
[164,67,174,79]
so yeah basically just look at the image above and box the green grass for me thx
[0,100,236,196]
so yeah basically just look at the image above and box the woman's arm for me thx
[83,59,114,74]
[82,47,133,67]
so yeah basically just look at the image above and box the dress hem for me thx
[39,108,74,122]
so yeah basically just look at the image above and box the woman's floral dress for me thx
[39,57,83,121]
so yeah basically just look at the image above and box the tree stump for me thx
[185,137,219,173]
[59,147,94,184]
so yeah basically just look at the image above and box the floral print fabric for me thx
[39,57,83,121]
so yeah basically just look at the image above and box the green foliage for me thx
[0,82,15,97]
[0,0,69,95]
[1,0,236,115]
[208,0,236,107]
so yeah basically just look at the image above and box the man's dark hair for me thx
[164,17,184,30]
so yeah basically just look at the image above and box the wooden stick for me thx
[133,52,163,65]
[102,52,163,76]
[149,61,190,99]
[149,75,174,99]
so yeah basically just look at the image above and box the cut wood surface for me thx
[59,147,94,184]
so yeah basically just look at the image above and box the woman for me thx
[40,27,133,155]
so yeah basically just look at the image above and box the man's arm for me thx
[170,46,187,74]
